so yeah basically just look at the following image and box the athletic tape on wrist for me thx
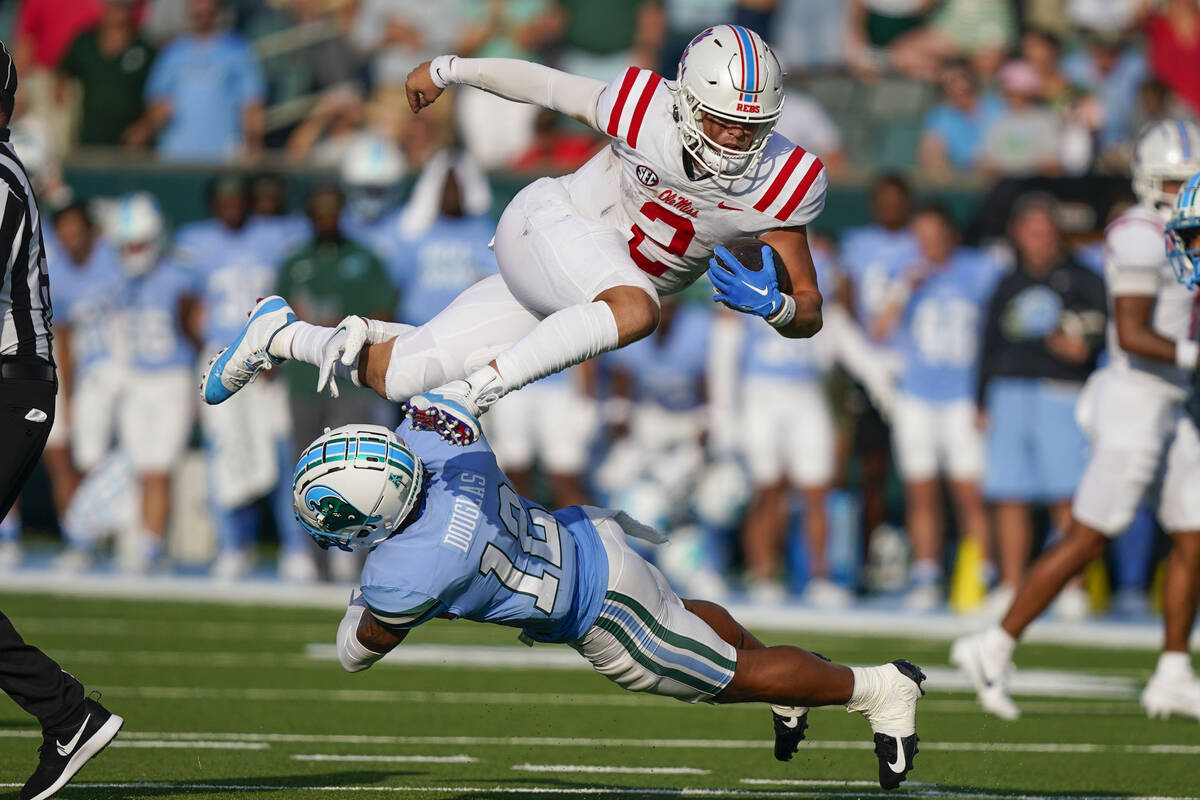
[767,294,796,329]
[430,55,457,89]
[1176,339,1199,370]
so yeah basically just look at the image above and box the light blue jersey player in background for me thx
[293,420,926,790]
[875,204,1004,611]
[338,136,406,257]
[178,173,311,580]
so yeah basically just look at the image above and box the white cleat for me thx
[1052,585,1090,622]
[51,547,93,574]
[802,577,854,610]
[211,548,253,581]
[902,582,941,613]
[200,296,296,405]
[0,540,21,570]
[849,660,926,789]
[950,632,1020,720]
[1141,674,1200,721]
[278,550,318,583]
[404,366,505,446]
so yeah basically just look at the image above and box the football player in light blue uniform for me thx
[249,172,311,258]
[295,420,926,789]
[47,202,128,477]
[733,242,849,607]
[338,135,406,257]
[113,193,197,571]
[875,204,1004,611]
[180,174,310,580]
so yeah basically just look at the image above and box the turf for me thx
[1,590,1196,800]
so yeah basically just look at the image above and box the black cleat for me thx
[771,707,809,761]
[22,694,124,800]
[873,730,920,790]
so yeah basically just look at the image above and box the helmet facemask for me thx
[1167,218,1200,289]
[676,81,781,178]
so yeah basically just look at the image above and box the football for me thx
[717,235,792,294]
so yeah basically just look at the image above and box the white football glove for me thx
[317,317,369,398]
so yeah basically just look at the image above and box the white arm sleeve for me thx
[336,592,385,673]
[431,55,605,130]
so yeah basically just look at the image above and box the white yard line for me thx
[0,728,1193,755]
[293,754,477,764]
[0,784,1193,799]
[513,764,710,775]
[4,576,1194,650]
[111,740,268,750]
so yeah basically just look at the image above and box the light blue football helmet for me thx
[1166,171,1200,289]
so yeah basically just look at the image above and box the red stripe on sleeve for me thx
[606,68,639,137]
[626,73,662,148]
[753,147,805,213]
[776,156,825,222]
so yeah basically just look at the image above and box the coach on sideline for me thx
[0,41,123,800]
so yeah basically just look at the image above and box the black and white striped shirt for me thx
[0,127,52,360]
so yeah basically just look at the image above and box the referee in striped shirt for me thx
[0,42,123,800]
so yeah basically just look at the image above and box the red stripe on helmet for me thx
[753,147,806,213]
[606,68,639,137]
[626,73,662,148]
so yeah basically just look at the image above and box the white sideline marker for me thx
[513,764,710,775]
[293,754,477,764]
[111,740,268,750]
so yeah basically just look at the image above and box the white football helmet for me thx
[292,425,424,552]
[109,192,165,277]
[340,135,406,223]
[1166,171,1200,288]
[675,25,785,178]
[1132,120,1200,220]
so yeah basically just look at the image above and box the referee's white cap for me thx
[0,40,15,95]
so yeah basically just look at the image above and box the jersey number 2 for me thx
[629,202,695,277]
[478,484,565,614]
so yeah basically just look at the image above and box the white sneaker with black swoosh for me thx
[22,695,123,800]
[950,631,1020,721]
[847,660,926,790]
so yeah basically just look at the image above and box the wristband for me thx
[1176,339,1199,370]
[429,55,457,89]
[767,294,796,329]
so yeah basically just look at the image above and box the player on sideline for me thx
[200,26,828,446]
[952,122,1200,721]
[294,420,925,789]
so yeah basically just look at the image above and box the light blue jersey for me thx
[250,214,311,260]
[47,239,126,376]
[896,247,1003,402]
[341,208,402,264]
[124,259,195,371]
[359,419,608,643]
[606,304,713,411]
[175,218,296,349]
[741,247,838,382]
[839,225,919,343]
[385,215,498,326]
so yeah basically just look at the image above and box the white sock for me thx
[270,321,332,365]
[983,625,1017,661]
[493,301,619,394]
[846,665,885,713]
[770,704,806,717]
[1154,651,1194,681]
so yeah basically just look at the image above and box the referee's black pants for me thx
[0,362,86,734]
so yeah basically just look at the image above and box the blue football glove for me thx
[707,245,785,319]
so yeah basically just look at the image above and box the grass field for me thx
[1,590,1197,800]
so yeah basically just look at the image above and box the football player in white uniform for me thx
[952,121,1200,722]
[200,25,827,447]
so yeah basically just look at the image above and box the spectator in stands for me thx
[979,60,1063,178]
[285,86,372,167]
[276,185,394,446]
[1063,31,1148,157]
[454,0,563,169]
[1066,0,1150,34]
[1129,77,1195,136]
[886,0,1015,82]
[511,108,603,173]
[1146,0,1200,118]
[58,0,156,149]
[352,0,465,90]
[976,194,1107,615]
[557,0,664,81]
[873,204,1004,612]
[660,0,734,77]
[838,174,919,550]
[772,0,845,71]
[919,57,1006,176]
[13,0,103,155]
[142,0,266,162]
[1022,29,1073,110]
[775,82,848,175]
[845,0,939,80]
[250,172,311,255]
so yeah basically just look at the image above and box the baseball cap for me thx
[0,40,16,95]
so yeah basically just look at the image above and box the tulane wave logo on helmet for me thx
[304,484,380,533]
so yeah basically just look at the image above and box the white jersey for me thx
[561,67,828,295]
[1103,204,1200,394]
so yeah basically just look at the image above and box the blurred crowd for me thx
[5,0,1200,179]
[1,0,1186,619]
